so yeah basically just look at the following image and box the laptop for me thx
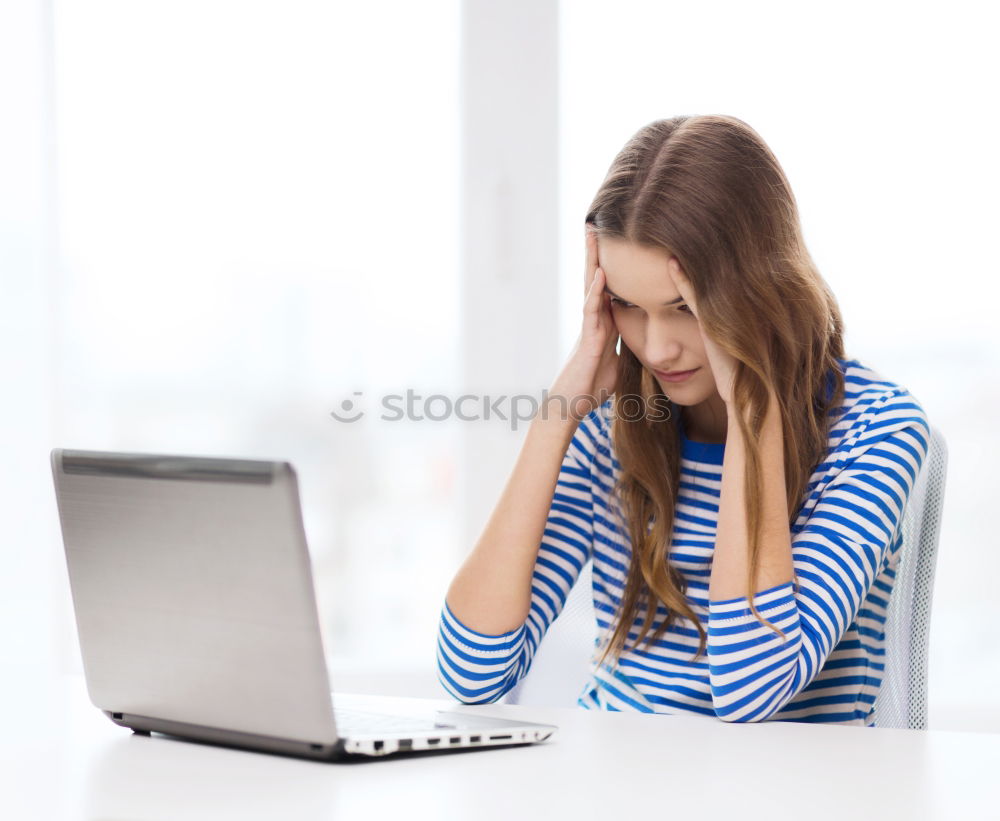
[50,448,557,760]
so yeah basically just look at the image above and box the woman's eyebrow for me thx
[604,286,685,306]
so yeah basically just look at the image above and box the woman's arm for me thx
[664,255,795,600]
[445,402,581,634]
[437,403,603,704]
[708,389,795,601]
[704,389,930,722]
[444,225,618,638]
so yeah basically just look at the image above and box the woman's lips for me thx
[653,367,699,383]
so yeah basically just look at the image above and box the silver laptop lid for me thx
[51,448,338,745]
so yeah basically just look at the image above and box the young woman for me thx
[438,115,930,725]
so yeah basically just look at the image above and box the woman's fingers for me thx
[584,227,598,298]
[551,232,619,417]
[584,265,605,326]
[586,268,619,361]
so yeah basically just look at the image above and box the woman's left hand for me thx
[666,256,739,406]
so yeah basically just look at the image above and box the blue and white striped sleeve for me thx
[705,389,931,722]
[435,407,604,704]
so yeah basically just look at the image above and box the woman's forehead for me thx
[598,238,684,303]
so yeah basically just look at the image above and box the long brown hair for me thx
[587,115,846,670]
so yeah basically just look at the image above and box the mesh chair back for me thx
[872,425,948,729]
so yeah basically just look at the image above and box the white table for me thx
[3,674,998,820]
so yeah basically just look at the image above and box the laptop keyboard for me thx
[333,707,457,735]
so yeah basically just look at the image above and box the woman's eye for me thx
[609,296,692,314]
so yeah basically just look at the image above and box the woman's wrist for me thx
[725,388,781,431]
[539,390,591,424]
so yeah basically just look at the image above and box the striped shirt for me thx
[436,357,930,724]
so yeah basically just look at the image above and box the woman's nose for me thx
[643,323,683,366]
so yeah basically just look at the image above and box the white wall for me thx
[8,0,466,686]
[0,0,62,677]
[458,0,560,579]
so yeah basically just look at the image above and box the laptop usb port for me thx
[470,735,481,742]
[449,737,461,744]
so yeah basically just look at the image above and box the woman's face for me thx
[598,237,719,407]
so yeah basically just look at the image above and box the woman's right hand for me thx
[549,226,621,422]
